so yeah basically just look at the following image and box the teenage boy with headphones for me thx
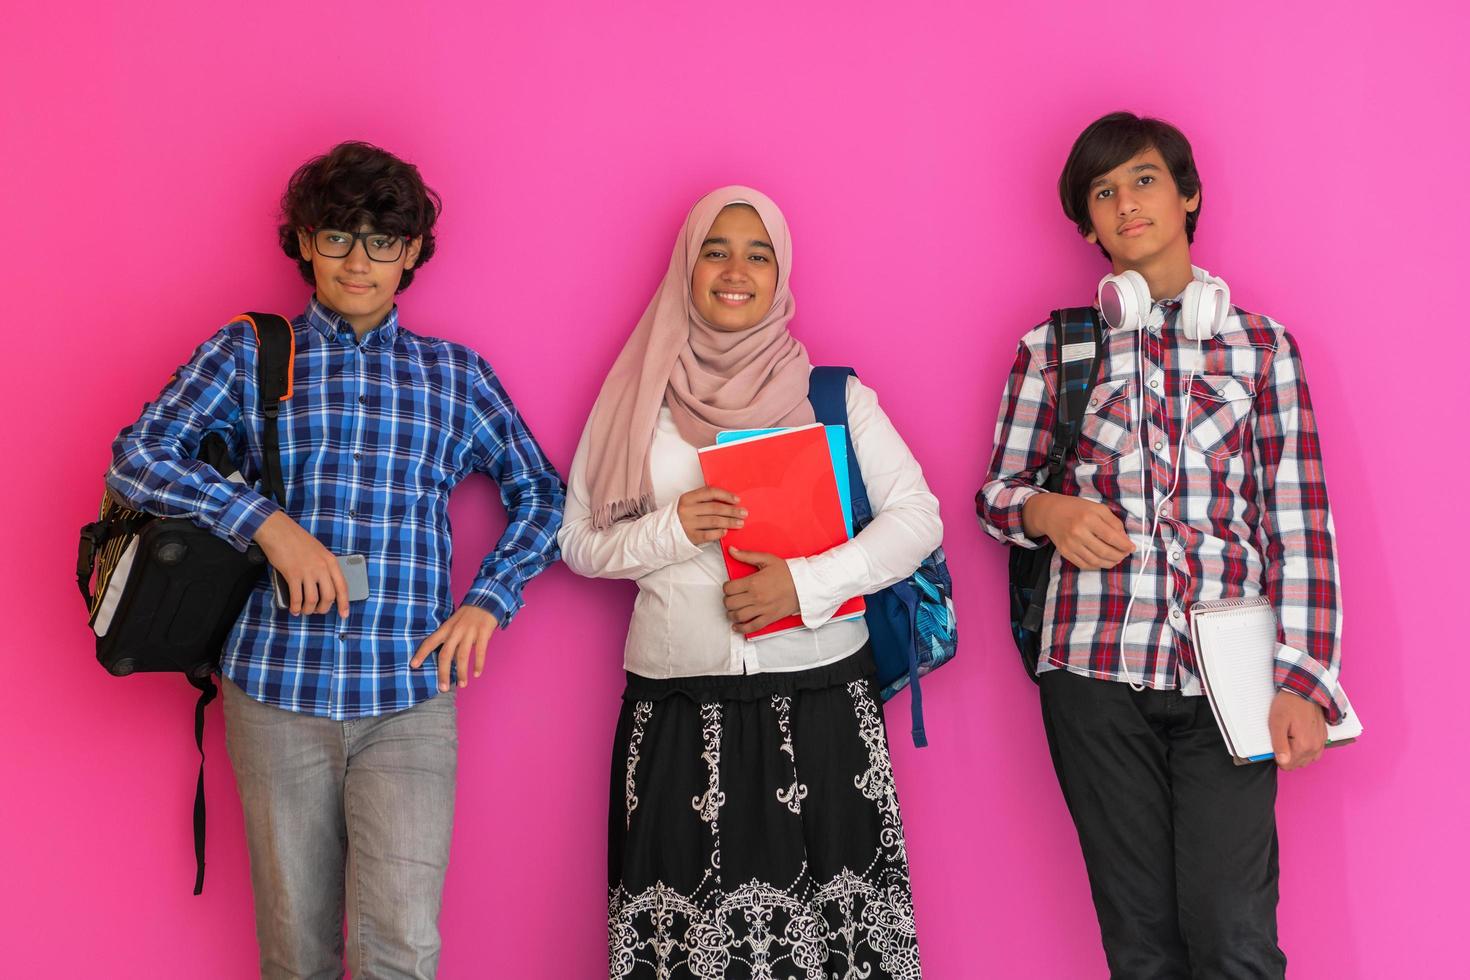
[107,141,565,978]
[977,112,1344,978]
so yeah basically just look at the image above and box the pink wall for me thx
[4,2,1463,976]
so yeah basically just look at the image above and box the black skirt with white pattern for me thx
[608,647,922,980]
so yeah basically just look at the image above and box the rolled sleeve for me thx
[1275,643,1346,724]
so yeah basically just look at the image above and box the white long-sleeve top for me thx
[559,374,944,678]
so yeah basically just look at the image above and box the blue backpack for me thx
[808,367,956,747]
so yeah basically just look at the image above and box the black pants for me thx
[1040,669,1286,980]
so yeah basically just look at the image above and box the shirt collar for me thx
[1158,284,1187,311]
[305,295,401,349]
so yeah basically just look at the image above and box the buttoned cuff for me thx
[216,490,280,552]
[462,579,519,629]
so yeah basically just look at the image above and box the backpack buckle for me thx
[1046,423,1075,477]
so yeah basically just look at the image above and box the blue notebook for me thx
[716,425,853,538]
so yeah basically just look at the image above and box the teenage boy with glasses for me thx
[977,112,1345,978]
[107,141,565,978]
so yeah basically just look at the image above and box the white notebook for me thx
[1189,596,1362,764]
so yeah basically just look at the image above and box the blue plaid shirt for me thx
[108,297,565,719]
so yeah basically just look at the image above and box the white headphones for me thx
[1097,266,1231,340]
[1098,265,1232,691]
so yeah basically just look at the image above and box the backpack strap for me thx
[177,312,292,895]
[229,312,296,507]
[188,674,217,895]
[76,503,151,612]
[808,367,927,745]
[1019,308,1105,634]
[76,522,105,608]
[808,367,871,525]
[1045,307,1105,489]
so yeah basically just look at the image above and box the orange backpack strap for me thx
[228,312,295,403]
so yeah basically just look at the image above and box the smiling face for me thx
[296,224,423,336]
[690,204,779,332]
[1084,146,1199,272]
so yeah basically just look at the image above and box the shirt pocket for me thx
[1076,378,1135,464]
[1186,374,1256,460]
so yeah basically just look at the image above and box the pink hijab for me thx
[584,186,814,529]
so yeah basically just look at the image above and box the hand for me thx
[411,605,499,693]
[1268,690,1328,770]
[678,486,746,544]
[1023,493,1135,571]
[723,548,799,635]
[253,510,349,617]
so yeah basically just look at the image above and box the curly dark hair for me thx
[278,141,442,292]
[1058,112,1202,260]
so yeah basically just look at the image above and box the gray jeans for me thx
[222,679,457,980]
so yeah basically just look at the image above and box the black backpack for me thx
[1000,308,1104,681]
[76,312,295,893]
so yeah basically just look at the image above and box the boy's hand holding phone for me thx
[253,510,351,617]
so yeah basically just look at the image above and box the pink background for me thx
[3,2,1464,976]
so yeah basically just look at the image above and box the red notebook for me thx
[697,423,866,639]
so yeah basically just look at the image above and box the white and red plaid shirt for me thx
[978,298,1345,721]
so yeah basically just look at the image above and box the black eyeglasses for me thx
[310,229,408,262]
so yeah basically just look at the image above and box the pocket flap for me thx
[1086,378,1132,413]
[1189,374,1255,403]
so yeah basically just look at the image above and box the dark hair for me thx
[278,141,442,292]
[1058,112,1201,259]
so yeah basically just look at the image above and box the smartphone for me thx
[272,554,370,610]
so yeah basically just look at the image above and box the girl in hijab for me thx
[560,186,940,979]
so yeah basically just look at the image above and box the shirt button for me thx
[1153,441,1164,451]
[354,452,363,461]
[1170,549,1183,562]
[1150,379,1160,389]
[348,510,357,519]
[357,395,367,404]
[1171,607,1184,620]
[1160,503,1171,516]
[338,632,348,641]
[1090,399,1098,408]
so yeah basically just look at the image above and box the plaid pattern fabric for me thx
[108,298,565,719]
[978,300,1344,722]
